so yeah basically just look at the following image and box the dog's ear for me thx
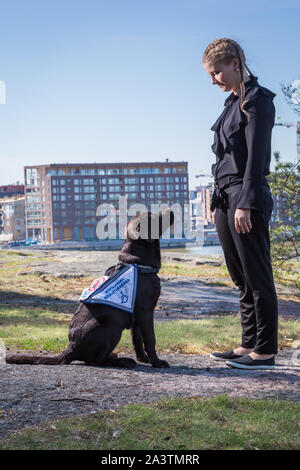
[127,212,160,242]
[126,214,140,240]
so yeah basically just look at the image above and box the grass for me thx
[160,260,300,289]
[160,262,234,286]
[1,305,299,354]
[0,250,299,451]
[0,395,299,450]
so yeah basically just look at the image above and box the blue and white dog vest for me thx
[79,264,139,314]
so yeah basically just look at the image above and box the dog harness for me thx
[79,263,159,314]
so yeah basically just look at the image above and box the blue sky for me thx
[0,0,299,189]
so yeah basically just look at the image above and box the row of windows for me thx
[52,192,187,202]
[47,167,186,176]
[52,183,188,193]
[51,176,188,185]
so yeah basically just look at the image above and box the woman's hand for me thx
[234,208,252,234]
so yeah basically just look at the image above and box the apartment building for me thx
[0,196,26,242]
[0,184,25,234]
[0,184,24,199]
[24,161,189,243]
[194,183,214,226]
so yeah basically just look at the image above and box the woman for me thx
[202,38,278,369]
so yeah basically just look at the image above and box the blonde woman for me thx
[202,38,278,369]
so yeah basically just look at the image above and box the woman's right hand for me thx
[212,209,216,224]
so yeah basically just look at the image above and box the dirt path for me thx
[0,349,299,439]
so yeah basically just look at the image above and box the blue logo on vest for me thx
[79,264,139,314]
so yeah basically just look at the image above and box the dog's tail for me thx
[5,348,74,365]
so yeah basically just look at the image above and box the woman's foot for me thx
[249,352,274,360]
[233,347,254,355]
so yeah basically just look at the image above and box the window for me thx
[109,185,121,192]
[108,178,121,184]
[109,193,121,200]
[125,177,138,184]
[83,186,96,193]
[26,168,40,178]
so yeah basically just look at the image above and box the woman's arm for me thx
[236,92,275,212]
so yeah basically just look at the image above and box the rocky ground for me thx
[0,348,299,439]
[9,249,300,318]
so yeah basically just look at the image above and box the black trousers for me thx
[215,185,278,355]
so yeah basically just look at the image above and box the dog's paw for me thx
[117,357,137,368]
[136,355,150,364]
[151,359,170,368]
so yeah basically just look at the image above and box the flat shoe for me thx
[210,350,245,362]
[226,355,275,370]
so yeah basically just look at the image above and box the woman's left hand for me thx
[234,208,252,234]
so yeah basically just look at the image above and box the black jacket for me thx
[210,75,276,212]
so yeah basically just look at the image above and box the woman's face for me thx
[203,58,239,93]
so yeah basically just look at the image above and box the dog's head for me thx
[126,209,174,243]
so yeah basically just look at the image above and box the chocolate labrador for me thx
[6,209,174,368]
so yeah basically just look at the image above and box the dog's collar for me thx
[117,262,159,274]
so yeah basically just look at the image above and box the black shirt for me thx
[210,75,276,211]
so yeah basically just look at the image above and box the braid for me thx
[233,43,250,120]
[202,38,254,120]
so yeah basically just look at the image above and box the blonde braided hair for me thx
[202,38,254,120]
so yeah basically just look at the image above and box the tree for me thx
[268,152,299,286]
[280,79,300,116]
[267,78,300,287]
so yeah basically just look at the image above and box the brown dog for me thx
[6,209,174,368]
